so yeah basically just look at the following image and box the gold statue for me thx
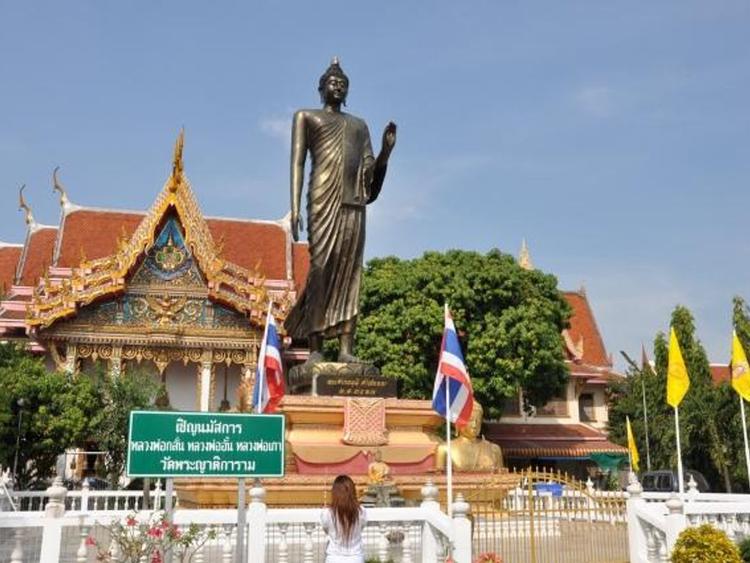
[435,401,504,473]
[367,450,391,485]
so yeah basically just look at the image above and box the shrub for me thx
[87,511,216,563]
[739,536,750,563]
[671,524,741,563]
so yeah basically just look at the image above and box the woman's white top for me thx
[320,506,367,560]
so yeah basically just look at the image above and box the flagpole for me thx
[444,304,453,519]
[255,302,272,414]
[641,377,652,472]
[740,396,750,488]
[674,406,685,496]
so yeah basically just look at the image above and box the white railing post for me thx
[39,475,67,562]
[80,479,90,512]
[420,480,440,563]
[664,493,686,554]
[378,522,389,561]
[451,493,472,563]
[277,523,289,563]
[246,481,267,563]
[9,528,24,563]
[401,522,414,563]
[626,473,649,563]
[154,479,163,510]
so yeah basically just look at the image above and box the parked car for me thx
[640,470,710,493]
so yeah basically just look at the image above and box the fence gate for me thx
[468,468,628,563]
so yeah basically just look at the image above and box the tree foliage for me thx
[87,365,160,484]
[609,305,740,491]
[0,344,101,488]
[0,344,159,489]
[354,250,571,418]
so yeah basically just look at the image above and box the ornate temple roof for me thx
[0,133,308,338]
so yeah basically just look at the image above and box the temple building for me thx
[0,136,625,482]
[0,135,308,412]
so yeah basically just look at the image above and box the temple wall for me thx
[164,362,196,412]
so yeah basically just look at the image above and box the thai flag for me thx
[432,303,474,428]
[252,306,285,413]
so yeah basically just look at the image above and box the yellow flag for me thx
[667,327,690,408]
[732,330,750,402]
[626,416,640,472]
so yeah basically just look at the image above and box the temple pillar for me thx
[109,346,122,378]
[197,351,213,412]
[65,343,78,375]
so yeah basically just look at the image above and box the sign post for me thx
[127,411,285,563]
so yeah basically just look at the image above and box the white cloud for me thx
[575,85,615,118]
[259,115,291,147]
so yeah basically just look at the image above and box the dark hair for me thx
[318,58,349,104]
[318,59,349,91]
[330,475,360,544]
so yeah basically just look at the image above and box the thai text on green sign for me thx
[127,411,285,477]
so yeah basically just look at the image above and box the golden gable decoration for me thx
[27,131,289,330]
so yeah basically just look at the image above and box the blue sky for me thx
[1,1,749,368]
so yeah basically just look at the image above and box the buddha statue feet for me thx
[337,351,363,364]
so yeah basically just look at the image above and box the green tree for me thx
[86,365,160,485]
[354,250,571,418]
[609,305,736,491]
[0,344,102,488]
[726,295,750,489]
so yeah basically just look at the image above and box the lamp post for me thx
[12,398,26,486]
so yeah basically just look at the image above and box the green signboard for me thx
[127,411,285,478]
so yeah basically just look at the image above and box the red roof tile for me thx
[710,364,731,385]
[18,228,58,285]
[563,291,611,367]
[53,208,296,281]
[484,423,627,458]
[0,246,22,295]
[206,218,288,280]
[56,209,143,267]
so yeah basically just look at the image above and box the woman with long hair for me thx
[321,475,367,562]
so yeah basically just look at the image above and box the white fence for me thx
[6,480,172,513]
[0,477,472,563]
[627,474,750,562]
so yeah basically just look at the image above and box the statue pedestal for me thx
[175,395,515,507]
[288,362,397,397]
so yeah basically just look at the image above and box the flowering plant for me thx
[474,553,503,563]
[86,511,217,563]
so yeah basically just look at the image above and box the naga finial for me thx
[169,129,185,192]
[18,184,36,228]
[52,166,71,209]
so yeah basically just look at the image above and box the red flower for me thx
[126,516,137,527]
[85,536,97,547]
[151,551,163,563]
[147,527,163,538]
